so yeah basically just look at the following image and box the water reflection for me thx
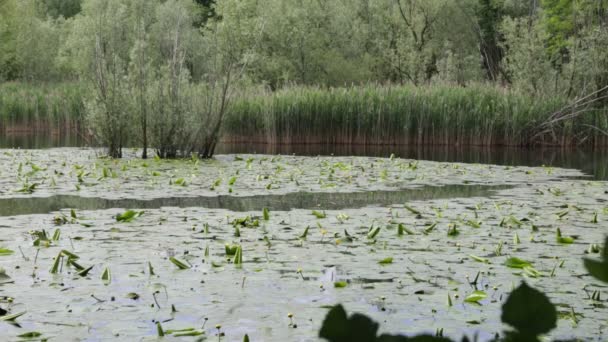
[0,184,507,216]
[0,133,605,179]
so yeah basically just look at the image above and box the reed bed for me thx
[1,82,607,147]
[0,82,85,132]
[225,84,608,147]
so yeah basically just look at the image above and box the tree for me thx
[476,0,507,82]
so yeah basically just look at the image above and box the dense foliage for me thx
[0,0,607,155]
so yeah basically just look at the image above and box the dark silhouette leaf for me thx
[501,282,556,337]
[319,305,378,342]
[583,237,608,283]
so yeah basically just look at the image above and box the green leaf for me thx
[469,254,490,264]
[300,226,310,239]
[0,248,14,256]
[170,257,190,270]
[501,282,557,337]
[367,226,381,239]
[263,207,270,221]
[17,332,42,338]
[157,322,165,337]
[49,251,62,274]
[464,290,487,303]
[378,257,393,265]
[116,210,144,222]
[0,311,26,321]
[52,229,61,241]
[333,281,348,288]
[556,228,574,244]
[312,210,327,219]
[77,265,94,277]
[233,246,243,265]
[505,257,533,269]
[101,266,111,285]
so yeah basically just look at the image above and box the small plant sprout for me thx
[556,228,575,244]
[513,232,521,244]
[297,268,304,280]
[447,293,453,307]
[263,207,270,221]
[288,313,297,328]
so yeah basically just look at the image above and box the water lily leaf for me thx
[378,257,393,265]
[334,281,348,288]
[263,208,270,220]
[169,257,190,270]
[116,210,144,222]
[77,265,94,277]
[0,248,14,256]
[464,290,487,303]
[312,210,327,219]
[101,267,111,285]
[501,282,556,337]
[0,311,26,321]
[17,331,42,338]
[505,257,533,269]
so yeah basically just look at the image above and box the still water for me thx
[1,133,606,179]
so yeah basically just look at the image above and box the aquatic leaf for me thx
[447,225,459,237]
[169,257,190,270]
[312,210,327,219]
[378,257,393,265]
[263,207,270,221]
[0,248,14,256]
[61,250,79,260]
[501,282,557,337]
[334,281,348,288]
[173,330,205,337]
[464,290,487,303]
[469,254,490,264]
[101,267,111,285]
[116,210,144,222]
[126,292,140,300]
[67,258,85,271]
[225,244,238,256]
[228,176,237,186]
[556,228,574,244]
[397,223,414,236]
[523,266,542,278]
[17,332,42,338]
[233,246,243,265]
[77,265,94,277]
[52,229,61,241]
[505,257,532,269]
[148,262,155,276]
[70,209,77,219]
[403,204,421,215]
[243,334,250,342]
[157,322,165,337]
[464,220,481,228]
[49,251,63,274]
[423,223,437,235]
[300,226,310,240]
[367,226,381,239]
[0,311,26,321]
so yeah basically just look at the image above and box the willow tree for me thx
[193,0,265,158]
[62,0,133,158]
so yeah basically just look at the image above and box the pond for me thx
[0,143,606,341]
